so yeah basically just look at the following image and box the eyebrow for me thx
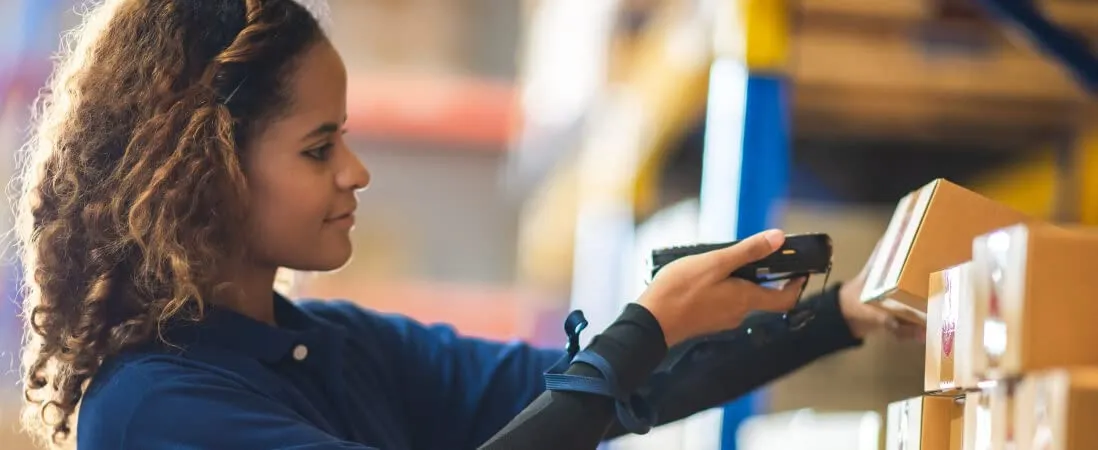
[301,116,348,142]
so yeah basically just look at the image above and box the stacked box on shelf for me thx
[885,395,963,450]
[900,224,1098,449]
[969,224,1098,380]
[925,262,978,396]
[887,262,983,449]
[872,178,1030,449]
[961,391,988,450]
[965,224,1098,450]
[922,262,1018,449]
[892,259,1022,450]
[989,384,1015,450]
[960,385,1016,450]
[1014,368,1098,450]
[871,181,1098,449]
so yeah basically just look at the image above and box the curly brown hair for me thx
[15,0,325,446]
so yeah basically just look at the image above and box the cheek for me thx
[243,177,329,252]
[238,138,351,270]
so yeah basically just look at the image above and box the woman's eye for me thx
[303,144,333,161]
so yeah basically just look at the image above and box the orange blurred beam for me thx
[346,73,520,149]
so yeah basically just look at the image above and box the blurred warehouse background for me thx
[1,0,1096,448]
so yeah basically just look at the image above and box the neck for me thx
[217,262,279,325]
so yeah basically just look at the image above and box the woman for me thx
[17,1,915,449]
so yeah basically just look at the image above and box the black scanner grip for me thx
[650,233,833,283]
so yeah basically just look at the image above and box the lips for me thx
[327,211,354,221]
[325,205,357,226]
[325,212,356,230]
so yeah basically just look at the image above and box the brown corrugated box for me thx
[962,385,1015,450]
[926,282,947,392]
[926,263,975,394]
[990,383,1016,450]
[953,263,984,391]
[970,224,1098,379]
[887,395,964,450]
[860,179,1031,323]
[963,391,990,450]
[1015,368,1098,450]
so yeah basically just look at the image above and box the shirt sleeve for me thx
[303,300,572,448]
[314,284,860,450]
[79,359,377,450]
[374,314,568,449]
[602,283,863,439]
[478,303,668,449]
[478,285,862,448]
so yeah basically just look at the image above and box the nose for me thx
[336,143,370,191]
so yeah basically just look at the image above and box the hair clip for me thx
[222,76,249,105]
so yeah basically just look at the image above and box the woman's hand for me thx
[637,229,806,347]
[837,240,925,341]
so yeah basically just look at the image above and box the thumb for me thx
[708,229,785,274]
[861,302,901,332]
[895,323,926,342]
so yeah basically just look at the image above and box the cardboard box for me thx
[990,383,1017,450]
[962,384,1015,450]
[970,224,1098,379]
[926,284,947,392]
[963,391,991,450]
[926,263,977,393]
[887,395,964,450]
[1015,368,1098,450]
[953,265,984,391]
[860,179,1030,323]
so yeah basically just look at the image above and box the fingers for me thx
[706,229,785,274]
[861,301,896,328]
[862,302,925,341]
[895,323,926,342]
[758,277,806,312]
[717,276,804,313]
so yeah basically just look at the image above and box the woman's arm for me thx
[603,284,861,439]
[304,300,567,449]
[309,280,881,449]
[312,232,901,449]
[475,286,862,449]
[478,303,668,449]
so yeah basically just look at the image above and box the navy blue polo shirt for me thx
[77,293,565,449]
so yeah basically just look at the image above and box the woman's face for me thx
[240,39,369,272]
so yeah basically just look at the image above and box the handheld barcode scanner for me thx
[649,233,834,299]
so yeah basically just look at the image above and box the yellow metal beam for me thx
[1076,124,1098,225]
[969,120,1098,226]
[968,149,1059,220]
[741,0,791,71]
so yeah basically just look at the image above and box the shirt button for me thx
[292,344,309,361]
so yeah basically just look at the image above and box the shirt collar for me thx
[164,292,332,364]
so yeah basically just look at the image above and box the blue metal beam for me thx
[699,60,791,450]
[719,72,791,450]
[976,0,1098,93]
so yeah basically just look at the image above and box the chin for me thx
[290,246,353,272]
[316,251,353,271]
